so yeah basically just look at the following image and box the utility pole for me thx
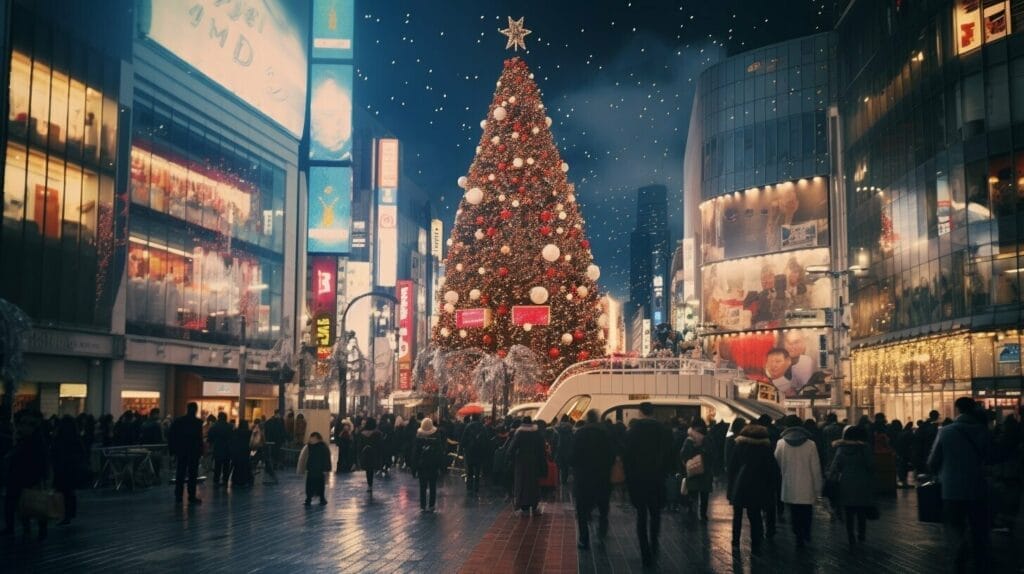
[238,315,247,423]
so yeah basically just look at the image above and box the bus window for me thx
[557,395,591,422]
[605,404,700,427]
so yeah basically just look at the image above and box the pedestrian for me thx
[726,424,779,555]
[294,413,307,447]
[680,417,713,521]
[913,410,940,476]
[207,413,233,486]
[263,410,287,470]
[554,415,575,486]
[2,411,49,540]
[624,402,673,567]
[230,420,253,488]
[412,418,445,512]
[139,409,165,478]
[893,420,913,487]
[356,418,383,492]
[509,416,546,515]
[821,413,843,471]
[928,397,991,572]
[297,432,330,506]
[828,425,875,546]
[723,417,746,476]
[51,415,85,526]
[284,410,295,444]
[168,402,203,505]
[775,415,821,548]
[461,414,487,492]
[335,419,354,473]
[571,409,613,549]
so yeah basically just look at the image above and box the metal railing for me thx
[547,357,744,397]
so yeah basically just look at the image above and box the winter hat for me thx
[420,418,436,433]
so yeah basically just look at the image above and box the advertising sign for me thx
[431,219,444,258]
[312,0,354,59]
[309,64,353,161]
[682,237,695,282]
[706,328,831,400]
[642,319,652,357]
[702,248,831,332]
[310,256,337,315]
[378,138,400,190]
[511,305,551,326]
[455,308,492,329]
[140,0,308,137]
[308,166,352,253]
[397,280,415,391]
[314,314,334,348]
[955,0,1011,54]
[376,204,398,287]
[700,178,829,264]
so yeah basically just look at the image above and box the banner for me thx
[706,328,831,400]
[397,280,415,391]
[511,305,550,326]
[308,166,352,254]
[455,308,491,328]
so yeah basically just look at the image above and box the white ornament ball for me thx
[531,127,540,135]
[556,227,564,235]
[446,238,453,247]
[493,106,507,121]
[598,331,605,341]
[440,327,451,337]
[444,290,459,304]
[498,194,506,202]
[469,289,481,301]
[558,211,567,220]
[523,323,533,332]
[512,157,524,168]
[497,80,502,87]
[459,329,468,338]
[511,132,520,140]
[500,245,511,255]
[475,146,481,154]
[545,117,553,127]
[556,203,564,210]
[465,187,483,205]
[566,294,574,301]
[511,200,520,208]
[488,174,496,182]
[529,286,549,305]
[586,264,601,281]
[527,157,535,165]
[478,267,486,275]
[561,333,574,345]
[529,73,535,79]
[508,96,517,104]
[455,263,464,272]
[458,176,468,189]
[456,208,463,217]
[490,136,500,145]
[444,303,455,314]
[474,229,484,240]
[561,162,570,173]
[479,120,487,129]
[501,100,507,106]
[542,244,561,262]
[568,194,577,203]
[577,286,590,298]
[564,255,573,262]
[598,313,609,328]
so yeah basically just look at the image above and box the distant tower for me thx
[629,185,671,330]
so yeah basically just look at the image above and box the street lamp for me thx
[337,291,398,418]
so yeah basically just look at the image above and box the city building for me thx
[685,32,838,412]
[669,238,698,334]
[838,0,1024,420]
[628,184,671,331]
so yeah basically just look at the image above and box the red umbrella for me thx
[456,404,485,417]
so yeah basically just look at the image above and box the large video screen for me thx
[309,64,354,161]
[140,0,309,137]
[700,178,828,263]
[706,328,832,400]
[313,0,354,59]
[702,248,831,332]
[308,166,352,254]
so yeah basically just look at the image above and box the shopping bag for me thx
[539,460,558,488]
[917,479,943,523]
[685,454,705,477]
[610,456,626,485]
[18,488,64,521]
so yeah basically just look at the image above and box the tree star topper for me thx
[499,16,531,51]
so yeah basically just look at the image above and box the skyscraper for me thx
[629,185,671,335]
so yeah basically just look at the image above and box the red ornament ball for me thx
[514,122,522,131]
[540,211,553,223]
[496,304,509,316]
[475,216,485,225]
[498,162,507,171]
[568,228,580,238]
[580,239,591,249]
[498,144,506,152]
[517,186,526,194]
[483,334,494,346]
[548,347,561,359]
[577,351,590,361]
[540,225,552,236]
[545,268,558,278]
[512,177,521,185]
[500,209,512,220]
[486,227,497,237]
[480,295,489,305]
[573,330,585,341]
[497,349,507,359]
[498,267,509,277]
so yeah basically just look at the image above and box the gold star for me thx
[499,16,531,52]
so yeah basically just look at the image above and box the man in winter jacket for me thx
[624,403,673,567]
[727,424,779,554]
[554,415,575,485]
[207,413,233,486]
[461,415,487,492]
[774,415,821,548]
[168,402,203,504]
[571,410,613,549]
[928,397,991,572]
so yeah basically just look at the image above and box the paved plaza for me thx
[4,454,1022,573]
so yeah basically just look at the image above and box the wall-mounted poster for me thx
[313,0,354,59]
[309,64,353,161]
[699,178,829,264]
[954,0,1012,55]
[702,248,831,332]
[707,328,831,400]
[307,166,352,253]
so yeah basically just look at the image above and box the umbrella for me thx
[456,404,485,417]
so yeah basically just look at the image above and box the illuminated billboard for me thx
[313,0,354,59]
[308,166,352,254]
[376,204,398,287]
[310,256,337,347]
[397,280,415,391]
[139,0,308,137]
[700,178,828,264]
[378,139,399,190]
[309,64,354,161]
[706,328,831,400]
[702,248,831,332]
[954,0,1011,54]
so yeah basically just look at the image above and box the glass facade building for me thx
[840,0,1024,421]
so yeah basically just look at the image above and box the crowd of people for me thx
[2,397,1021,572]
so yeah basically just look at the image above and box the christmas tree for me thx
[432,49,606,390]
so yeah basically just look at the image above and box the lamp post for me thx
[338,292,398,419]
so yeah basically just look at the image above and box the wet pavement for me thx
[4,453,1022,573]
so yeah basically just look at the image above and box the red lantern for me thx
[498,267,509,277]
[573,330,585,341]
[500,209,512,220]
[548,347,560,359]
[577,351,590,361]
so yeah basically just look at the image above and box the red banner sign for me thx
[397,280,415,391]
[511,305,550,326]
[455,308,491,328]
[310,256,337,346]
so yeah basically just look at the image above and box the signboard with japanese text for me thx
[378,139,399,190]
[397,280,415,391]
[455,308,492,329]
[511,305,550,326]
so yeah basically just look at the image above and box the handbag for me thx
[685,453,705,477]
[610,456,626,485]
[18,488,64,521]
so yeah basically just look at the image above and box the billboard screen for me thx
[140,0,308,137]
[706,328,831,400]
[378,139,399,190]
[309,64,353,161]
[312,0,354,59]
[702,248,831,332]
[700,178,828,264]
[376,204,398,287]
[397,280,415,391]
[308,166,352,254]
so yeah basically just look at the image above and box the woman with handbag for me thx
[51,415,85,525]
[680,417,712,521]
[828,425,875,546]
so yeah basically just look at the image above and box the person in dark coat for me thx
[334,420,354,473]
[681,418,713,521]
[624,403,673,567]
[51,415,85,525]
[461,414,487,492]
[912,410,940,475]
[411,418,445,512]
[727,424,779,554]
[229,420,253,488]
[168,402,203,504]
[355,418,383,492]
[828,425,875,546]
[571,410,613,549]
[554,415,575,486]
[2,411,49,540]
[723,417,747,475]
[706,420,729,479]
[509,417,546,514]
[263,410,287,470]
[893,420,913,487]
[298,432,331,506]
[207,413,233,486]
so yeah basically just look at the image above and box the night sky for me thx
[355,1,831,299]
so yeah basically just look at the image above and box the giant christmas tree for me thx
[432,27,606,390]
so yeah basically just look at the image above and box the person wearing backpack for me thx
[355,418,383,492]
[412,418,444,512]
